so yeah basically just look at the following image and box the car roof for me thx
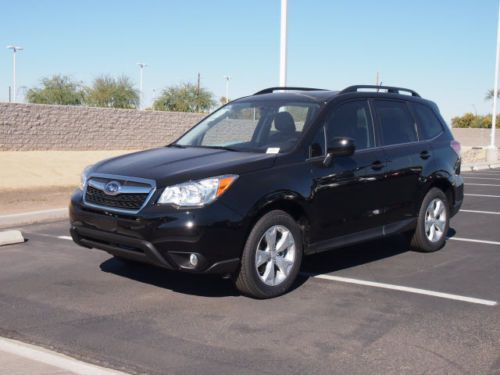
[237,85,428,105]
[238,90,339,103]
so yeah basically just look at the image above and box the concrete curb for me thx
[0,336,129,375]
[0,208,68,229]
[0,230,24,246]
[461,162,500,172]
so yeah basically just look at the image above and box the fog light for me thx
[189,253,199,267]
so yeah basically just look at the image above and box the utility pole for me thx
[6,45,23,103]
[137,63,147,110]
[488,0,500,162]
[279,0,288,87]
[376,72,380,86]
[224,76,231,103]
[196,73,201,112]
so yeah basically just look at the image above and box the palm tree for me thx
[485,89,500,100]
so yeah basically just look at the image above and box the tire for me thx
[409,188,450,252]
[235,210,303,299]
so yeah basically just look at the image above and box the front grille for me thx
[83,175,155,213]
[85,186,148,210]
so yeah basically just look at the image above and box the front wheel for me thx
[235,210,303,299]
[409,188,450,252]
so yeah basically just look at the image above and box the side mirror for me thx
[323,137,355,167]
[327,137,355,157]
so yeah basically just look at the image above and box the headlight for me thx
[158,175,238,207]
[80,165,94,190]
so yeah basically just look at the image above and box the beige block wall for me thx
[451,128,500,147]
[0,102,205,151]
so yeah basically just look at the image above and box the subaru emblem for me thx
[103,181,121,196]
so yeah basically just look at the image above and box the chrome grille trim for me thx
[83,173,157,215]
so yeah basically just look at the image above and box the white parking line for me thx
[448,236,500,246]
[466,183,500,187]
[464,177,500,181]
[460,209,500,215]
[306,273,497,306]
[57,236,73,240]
[465,194,500,198]
[0,336,128,375]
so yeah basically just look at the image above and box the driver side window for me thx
[325,100,374,150]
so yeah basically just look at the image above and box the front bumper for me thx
[69,190,245,274]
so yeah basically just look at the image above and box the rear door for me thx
[371,99,424,224]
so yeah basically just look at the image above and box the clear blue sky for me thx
[0,0,498,121]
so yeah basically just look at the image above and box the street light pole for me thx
[279,0,288,87]
[224,75,231,103]
[6,45,23,103]
[137,63,147,110]
[489,1,500,162]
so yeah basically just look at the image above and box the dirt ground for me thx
[0,151,136,214]
[0,186,75,215]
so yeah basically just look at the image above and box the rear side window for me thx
[413,103,443,140]
[373,100,417,146]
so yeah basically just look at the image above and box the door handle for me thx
[420,150,431,160]
[371,160,385,170]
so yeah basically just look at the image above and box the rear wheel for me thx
[409,188,450,252]
[235,210,303,299]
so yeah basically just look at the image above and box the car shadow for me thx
[100,258,240,298]
[99,233,420,298]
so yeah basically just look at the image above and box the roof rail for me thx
[340,85,421,98]
[254,87,328,95]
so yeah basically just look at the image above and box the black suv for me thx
[70,85,464,298]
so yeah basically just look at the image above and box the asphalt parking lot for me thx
[1,169,500,375]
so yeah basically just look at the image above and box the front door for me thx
[308,99,388,243]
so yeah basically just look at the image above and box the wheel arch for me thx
[246,191,311,248]
[423,172,455,210]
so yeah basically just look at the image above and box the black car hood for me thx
[92,147,276,186]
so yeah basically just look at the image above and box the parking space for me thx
[1,169,500,374]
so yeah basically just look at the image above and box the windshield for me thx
[174,100,320,153]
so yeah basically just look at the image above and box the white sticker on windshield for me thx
[266,147,280,154]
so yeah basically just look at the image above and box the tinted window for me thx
[373,100,417,146]
[324,100,374,150]
[413,103,443,139]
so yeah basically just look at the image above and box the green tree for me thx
[451,113,500,128]
[85,75,139,109]
[26,75,85,105]
[153,83,215,112]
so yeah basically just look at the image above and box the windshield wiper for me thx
[199,145,240,152]
[167,143,187,148]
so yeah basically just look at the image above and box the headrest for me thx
[274,112,296,134]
